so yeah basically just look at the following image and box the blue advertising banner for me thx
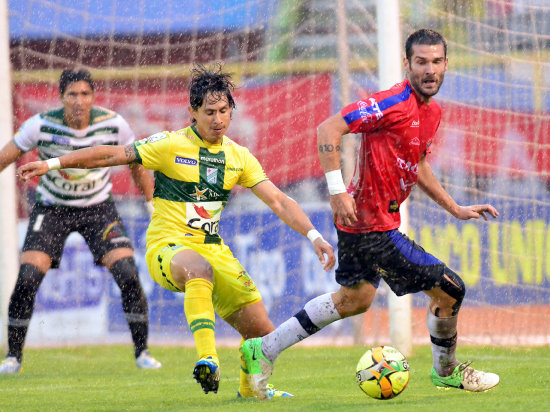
[32,190,550,341]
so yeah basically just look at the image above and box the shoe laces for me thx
[459,361,484,385]
[449,361,472,380]
[458,361,472,373]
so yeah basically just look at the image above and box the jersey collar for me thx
[190,124,224,147]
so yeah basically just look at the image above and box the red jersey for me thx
[339,79,441,233]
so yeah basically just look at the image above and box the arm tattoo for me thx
[124,144,136,162]
[318,144,341,153]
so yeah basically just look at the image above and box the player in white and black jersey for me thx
[0,68,161,373]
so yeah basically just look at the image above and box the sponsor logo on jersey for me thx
[176,131,196,140]
[399,177,416,191]
[200,155,225,165]
[50,175,98,192]
[135,137,148,146]
[411,120,420,128]
[226,167,244,172]
[52,135,71,146]
[189,185,225,201]
[358,98,383,124]
[186,201,223,236]
[410,137,420,146]
[396,157,418,174]
[388,200,399,213]
[175,156,198,166]
[148,132,168,143]
[193,186,208,200]
[206,167,217,184]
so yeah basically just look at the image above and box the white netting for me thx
[5,0,550,347]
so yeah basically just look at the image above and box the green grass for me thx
[0,345,548,411]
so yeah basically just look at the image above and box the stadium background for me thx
[3,0,550,348]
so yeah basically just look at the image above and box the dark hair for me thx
[189,64,236,112]
[59,68,95,95]
[405,29,447,62]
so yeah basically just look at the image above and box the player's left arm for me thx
[251,180,336,270]
[417,155,499,221]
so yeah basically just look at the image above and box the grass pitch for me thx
[0,344,548,411]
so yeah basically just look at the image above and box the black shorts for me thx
[335,228,447,296]
[23,202,133,268]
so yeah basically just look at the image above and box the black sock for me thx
[109,257,149,358]
[7,264,46,362]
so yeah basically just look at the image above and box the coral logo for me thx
[187,202,223,235]
[192,203,221,219]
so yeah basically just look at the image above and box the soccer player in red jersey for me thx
[241,29,500,398]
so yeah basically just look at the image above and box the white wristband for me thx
[46,158,61,170]
[325,169,347,195]
[306,229,323,244]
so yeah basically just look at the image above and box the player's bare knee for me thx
[171,250,214,284]
[333,287,372,316]
[188,260,214,282]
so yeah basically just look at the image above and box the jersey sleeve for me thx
[133,131,172,171]
[115,115,136,146]
[13,114,41,152]
[237,148,268,188]
[341,93,387,134]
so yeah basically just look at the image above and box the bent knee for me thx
[431,267,466,316]
[171,249,214,285]
[333,283,376,317]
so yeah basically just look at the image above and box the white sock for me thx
[262,293,341,362]
[427,311,458,376]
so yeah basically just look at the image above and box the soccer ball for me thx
[356,345,410,400]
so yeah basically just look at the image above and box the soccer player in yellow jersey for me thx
[18,65,336,398]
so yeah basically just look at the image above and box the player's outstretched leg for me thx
[431,361,499,392]
[240,337,273,400]
[193,357,220,394]
[237,341,293,400]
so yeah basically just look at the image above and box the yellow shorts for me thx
[145,241,262,319]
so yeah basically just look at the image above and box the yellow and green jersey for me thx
[134,125,268,248]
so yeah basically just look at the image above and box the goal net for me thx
[5,0,550,348]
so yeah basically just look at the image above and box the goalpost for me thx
[0,0,17,352]
[2,0,550,350]
[376,0,413,357]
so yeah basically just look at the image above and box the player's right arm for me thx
[17,143,136,181]
[0,141,24,173]
[317,113,357,226]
